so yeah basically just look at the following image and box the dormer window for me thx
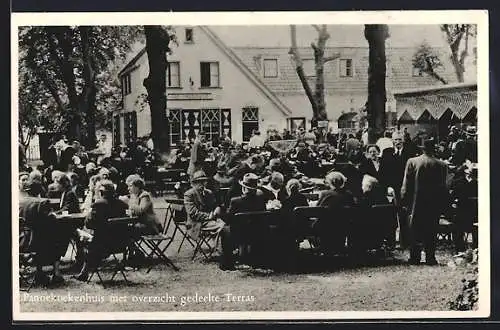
[185,28,194,43]
[263,59,278,78]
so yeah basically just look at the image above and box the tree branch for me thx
[324,53,341,63]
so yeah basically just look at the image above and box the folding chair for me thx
[164,198,197,254]
[19,217,37,292]
[87,216,137,288]
[135,212,180,273]
[191,221,224,262]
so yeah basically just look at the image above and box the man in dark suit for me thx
[219,173,267,270]
[379,130,418,248]
[47,140,74,172]
[19,195,64,285]
[401,138,448,265]
[74,180,129,281]
[183,170,223,241]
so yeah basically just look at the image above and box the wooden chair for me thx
[163,198,197,254]
[349,203,397,252]
[191,221,224,262]
[231,211,283,268]
[292,206,327,249]
[135,210,179,273]
[87,216,138,287]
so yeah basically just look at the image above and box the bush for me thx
[448,249,479,311]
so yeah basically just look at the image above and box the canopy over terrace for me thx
[393,82,477,141]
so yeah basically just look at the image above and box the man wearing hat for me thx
[184,170,224,241]
[401,138,448,265]
[219,173,267,270]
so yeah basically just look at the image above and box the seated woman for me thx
[47,170,65,198]
[359,145,382,181]
[316,171,355,253]
[74,180,129,281]
[28,170,47,198]
[81,174,103,213]
[281,179,308,213]
[122,176,163,235]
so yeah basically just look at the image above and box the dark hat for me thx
[191,170,209,182]
[239,173,259,190]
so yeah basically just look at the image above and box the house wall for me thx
[118,26,289,145]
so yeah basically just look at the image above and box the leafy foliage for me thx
[18,25,144,146]
[448,248,479,311]
[412,41,448,84]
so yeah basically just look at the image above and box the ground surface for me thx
[18,197,468,313]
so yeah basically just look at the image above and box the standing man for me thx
[401,138,448,265]
[379,130,418,248]
[187,131,208,177]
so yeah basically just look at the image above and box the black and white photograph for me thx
[12,11,489,320]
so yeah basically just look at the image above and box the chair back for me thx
[165,198,187,223]
[303,193,319,201]
[348,203,396,250]
[98,216,138,255]
[232,211,278,244]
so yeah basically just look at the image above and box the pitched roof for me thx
[232,46,457,95]
[199,26,292,116]
[118,48,146,77]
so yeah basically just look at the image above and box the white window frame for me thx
[339,58,354,77]
[200,61,220,88]
[242,107,259,142]
[166,61,181,88]
[263,58,279,78]
[185,28,194,43]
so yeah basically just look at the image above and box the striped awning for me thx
[395,84,477,121]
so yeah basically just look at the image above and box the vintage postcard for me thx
[12,10,490,321]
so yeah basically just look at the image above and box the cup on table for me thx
[126,209,132,216]
[62,210,69,216]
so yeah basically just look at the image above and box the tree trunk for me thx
[289,25,319,120]
[451,53,465,83]
[365,25,389,144]
[80,26,98,148]
[143,26,170,152]
[312,26,329,124]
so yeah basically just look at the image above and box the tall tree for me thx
[412,41,448,85]
[143,26,176,152]
[289,25,340,127]
[19,26,142,148]
[441,24,475,83]
[364,24,389,144]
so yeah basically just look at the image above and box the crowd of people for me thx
[18,122,478,282]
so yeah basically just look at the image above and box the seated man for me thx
[184,170,225,241]
[20,186,65,285]
[74,180,129,281]
[219,173,267,270]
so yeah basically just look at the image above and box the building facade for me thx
[115,26,457,147]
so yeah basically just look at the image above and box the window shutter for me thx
[200,62,211,87]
